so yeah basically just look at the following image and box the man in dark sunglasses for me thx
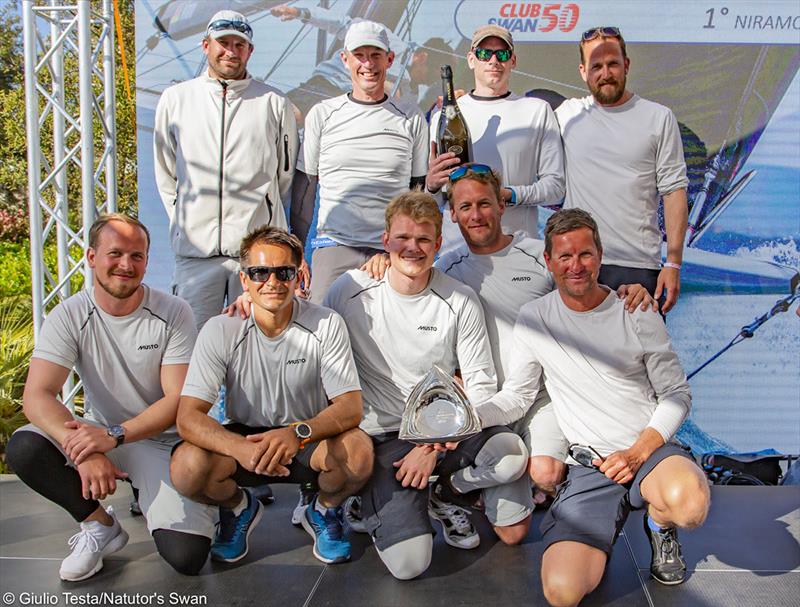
[555,26,689,314]
[427,24,564,255]
[154,9,299,331]
[474,209,709,604]
[171,226,372,568]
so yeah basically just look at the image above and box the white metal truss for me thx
[23,0,117,404]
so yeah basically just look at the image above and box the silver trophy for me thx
[399,365,482,444]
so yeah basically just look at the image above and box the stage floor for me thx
[1,479,798,606]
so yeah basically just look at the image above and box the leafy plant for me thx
[0,295,33,472]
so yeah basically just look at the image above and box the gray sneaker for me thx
[428,493,480,550]
[344,496,368,534]
[643,513,686,585]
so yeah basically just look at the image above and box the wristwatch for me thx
[107,424,126,447]
[291,422,312,449]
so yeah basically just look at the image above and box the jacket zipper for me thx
[217,80,228,255]
[283,134,290,171]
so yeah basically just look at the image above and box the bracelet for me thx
[663,262,681,270]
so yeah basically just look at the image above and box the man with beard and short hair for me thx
[325,192,533,580]
[290,20,429,305]
[154,10,299,330]
[7,214,216,580]
[426,24,564,252]
[476,208,709,605]
[555,27,688,313]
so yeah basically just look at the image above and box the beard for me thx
[96,274,140,300]
[590,75,626,105]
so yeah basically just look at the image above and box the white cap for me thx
[206,10,253,45]
[344,20,390,52]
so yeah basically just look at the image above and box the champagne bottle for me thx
[437,65,471,165]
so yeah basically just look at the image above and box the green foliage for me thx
[0,2,23,92]
[0,295,34,472]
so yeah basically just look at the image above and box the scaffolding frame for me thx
[23,0,117,404]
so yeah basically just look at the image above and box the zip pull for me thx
[283,134,290,171]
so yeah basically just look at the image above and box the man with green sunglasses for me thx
[427,24,565,255]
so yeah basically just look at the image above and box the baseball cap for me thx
[471,25,513,50]
[344,20,390,52]
[206,10,253,45]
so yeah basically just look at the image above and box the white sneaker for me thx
[428,494,480,550]
[59,506,129,581]
[344,496,368,534]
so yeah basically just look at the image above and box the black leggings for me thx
[6,430,210,575]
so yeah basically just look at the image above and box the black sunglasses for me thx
[568,443,604,469]
[448,163,493,183]
[207,19,253,39]
[473,47,513,62]
[243,265,297,282]
[581,26,621,42]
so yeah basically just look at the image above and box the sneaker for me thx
[211,488,264,563]
[301,497,351,564]
[291,483,317,526]
[251,484,275,506]
[343,496,368,534]
[431,474,482,510]
[428,493,480,550]
[643,513,686,585]
[59,506,129,581]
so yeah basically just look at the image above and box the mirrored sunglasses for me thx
[568,443,604,469]
[448,163,493,183]
[243,265,297,282]
[207,19,253,39]
[581,26,621,42]
[473,47,513,62]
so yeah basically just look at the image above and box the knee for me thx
[5,430,41,473]
[662,479,710,529]
[337,429,374,484]
[530,456,566,493]
[542,571,585,607]
[169,444,210,498]
[378,535,432,581]
[494,516,531,546]
[482,433,529,484]
[153,529,210,576]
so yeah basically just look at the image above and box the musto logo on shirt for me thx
[511,276,531,282]
[456,2,579,39]
[417,325,438,332]
[137,343,159,350]
[286,358,307,365]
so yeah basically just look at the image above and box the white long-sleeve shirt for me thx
[476,289,691,456]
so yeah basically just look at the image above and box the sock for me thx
[230,491,248,516]
[647,514,670,532]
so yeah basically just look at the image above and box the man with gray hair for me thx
[291,19,429,304]
[154,9,299,330]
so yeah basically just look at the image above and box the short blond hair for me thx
[385,191,442,238]
[89,213,150,251]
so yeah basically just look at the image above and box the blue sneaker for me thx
[301,497,351,564]
[211,488,264,563]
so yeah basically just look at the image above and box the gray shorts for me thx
[541,442,695,555]
[361,427,533,551]
[310,244,383,305]
[510,391,569,460]
[172,255,242,330]
[20,423,216,539]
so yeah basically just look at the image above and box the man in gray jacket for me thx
[154,10,299,330]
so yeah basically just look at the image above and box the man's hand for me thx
[360,253,391,280]
[654,266,680,313]
[426,142,461,194]
[76,453,128,500]
[431,441,460,453]
[616,283,658,313]
[270,5,300,21]
[223,292,252,318]
[393,444,437,489]
[244,427,301,477]
[595,447,648,485]
[296,259,311,300]
[62,420,117,465]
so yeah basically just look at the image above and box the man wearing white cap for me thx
[427,24,565,253]
[290,20,429,304]
[154,10,299,330]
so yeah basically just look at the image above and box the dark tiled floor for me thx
[1,479,797,606]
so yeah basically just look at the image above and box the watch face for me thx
[294,423,312,439]
[108,425,125,437]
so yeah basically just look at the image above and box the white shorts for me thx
[21,423,216,539]
[172,255,242,330]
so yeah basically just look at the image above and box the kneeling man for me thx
[325,192,533,580]
[171,226,372,565]
[7,213,215,579]
[477,209,710,606]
